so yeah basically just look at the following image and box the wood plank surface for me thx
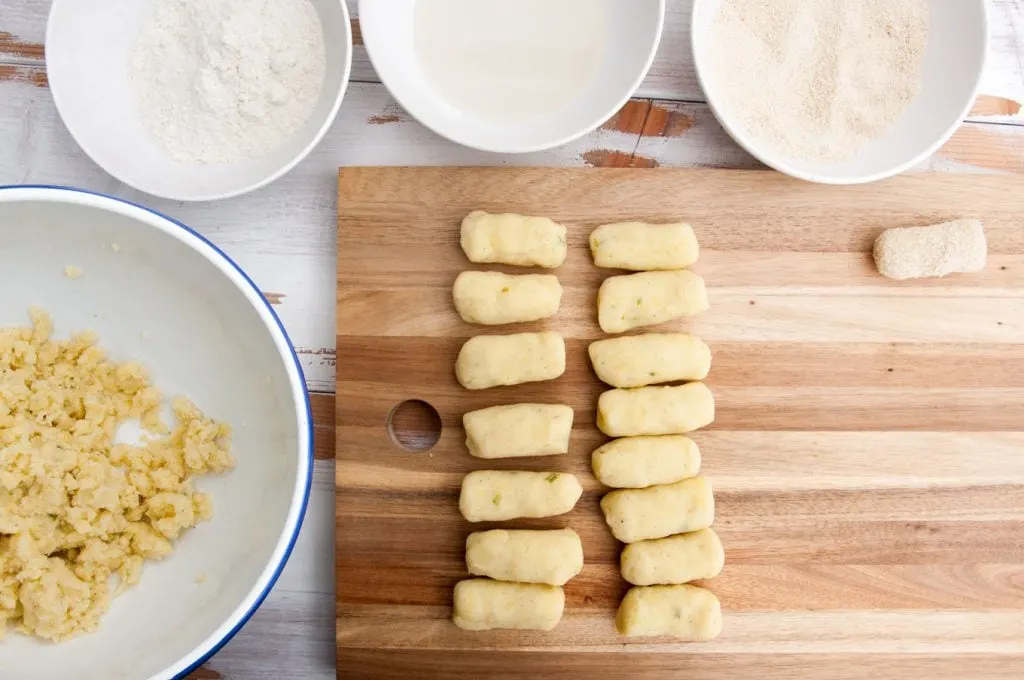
[2,2,1023,677]
[2,66,1024,392]
[338,651,1024,680]
[7,67,1021,680]
[9,0,1020,121]
[336,167,1024,677]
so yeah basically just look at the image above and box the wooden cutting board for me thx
[335,167,1024,679]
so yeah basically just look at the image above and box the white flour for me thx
[131,0,325,164]
[707,0,929,163]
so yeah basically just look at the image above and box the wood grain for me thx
[3,61,1024,393]
[311,392,335,460]
[338,651,1024,680]
[336,167,1024,677]
[1,2,1021,675]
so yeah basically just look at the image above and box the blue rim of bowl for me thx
[0,184,314,680]
[689,0,991,184]
[357,0,666,154]
[44,0,353,202]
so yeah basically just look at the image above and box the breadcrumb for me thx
[0,310,234,641]
[63,265,83,279]
[873,219,986,280]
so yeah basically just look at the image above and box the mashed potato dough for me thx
[453,271,562,325]
[616,584,722,640]
[591,435,701,489]
[597,383,716,437]
[589,222,699,271]
[620,529,725,586]
[597,270,708,334]
[0,310,234,642]
[453,578,565,631]
[463,403,573,459]
[459,470,582,522]
[589,333,711,388]
[460,211,568,268]
[455,332,566,390]
[601,477,715,543]
[466,528,583,586]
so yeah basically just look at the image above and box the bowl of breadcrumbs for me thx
[692,0,988,184]
[0,187,312,680]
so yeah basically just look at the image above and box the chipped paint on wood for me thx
[600,99,650,135]
[298,347,335,357]
[642,102,695,138]
[0,31,44,60]
[263,291,287,305]
[580,149,659,168]
[368,102,406,125]
[0,64,47,88]
[298,346,337,368]
[185,667,223,680]
[351,18,363,46]
[971,95,1023,118]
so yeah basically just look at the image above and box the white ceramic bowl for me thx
[45,0,352,202]
[0,187,312,680]
[691,0,989,184]
[360,0,664,153]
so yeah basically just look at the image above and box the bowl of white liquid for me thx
[359,0,664,153]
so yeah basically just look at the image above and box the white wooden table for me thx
[2,1,1023,678]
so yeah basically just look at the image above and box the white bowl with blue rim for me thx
[0,186,312,680]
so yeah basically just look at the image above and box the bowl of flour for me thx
[45,0,352,201]
[692,0,988,184]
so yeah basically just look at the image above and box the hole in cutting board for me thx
[387,399,442,452]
